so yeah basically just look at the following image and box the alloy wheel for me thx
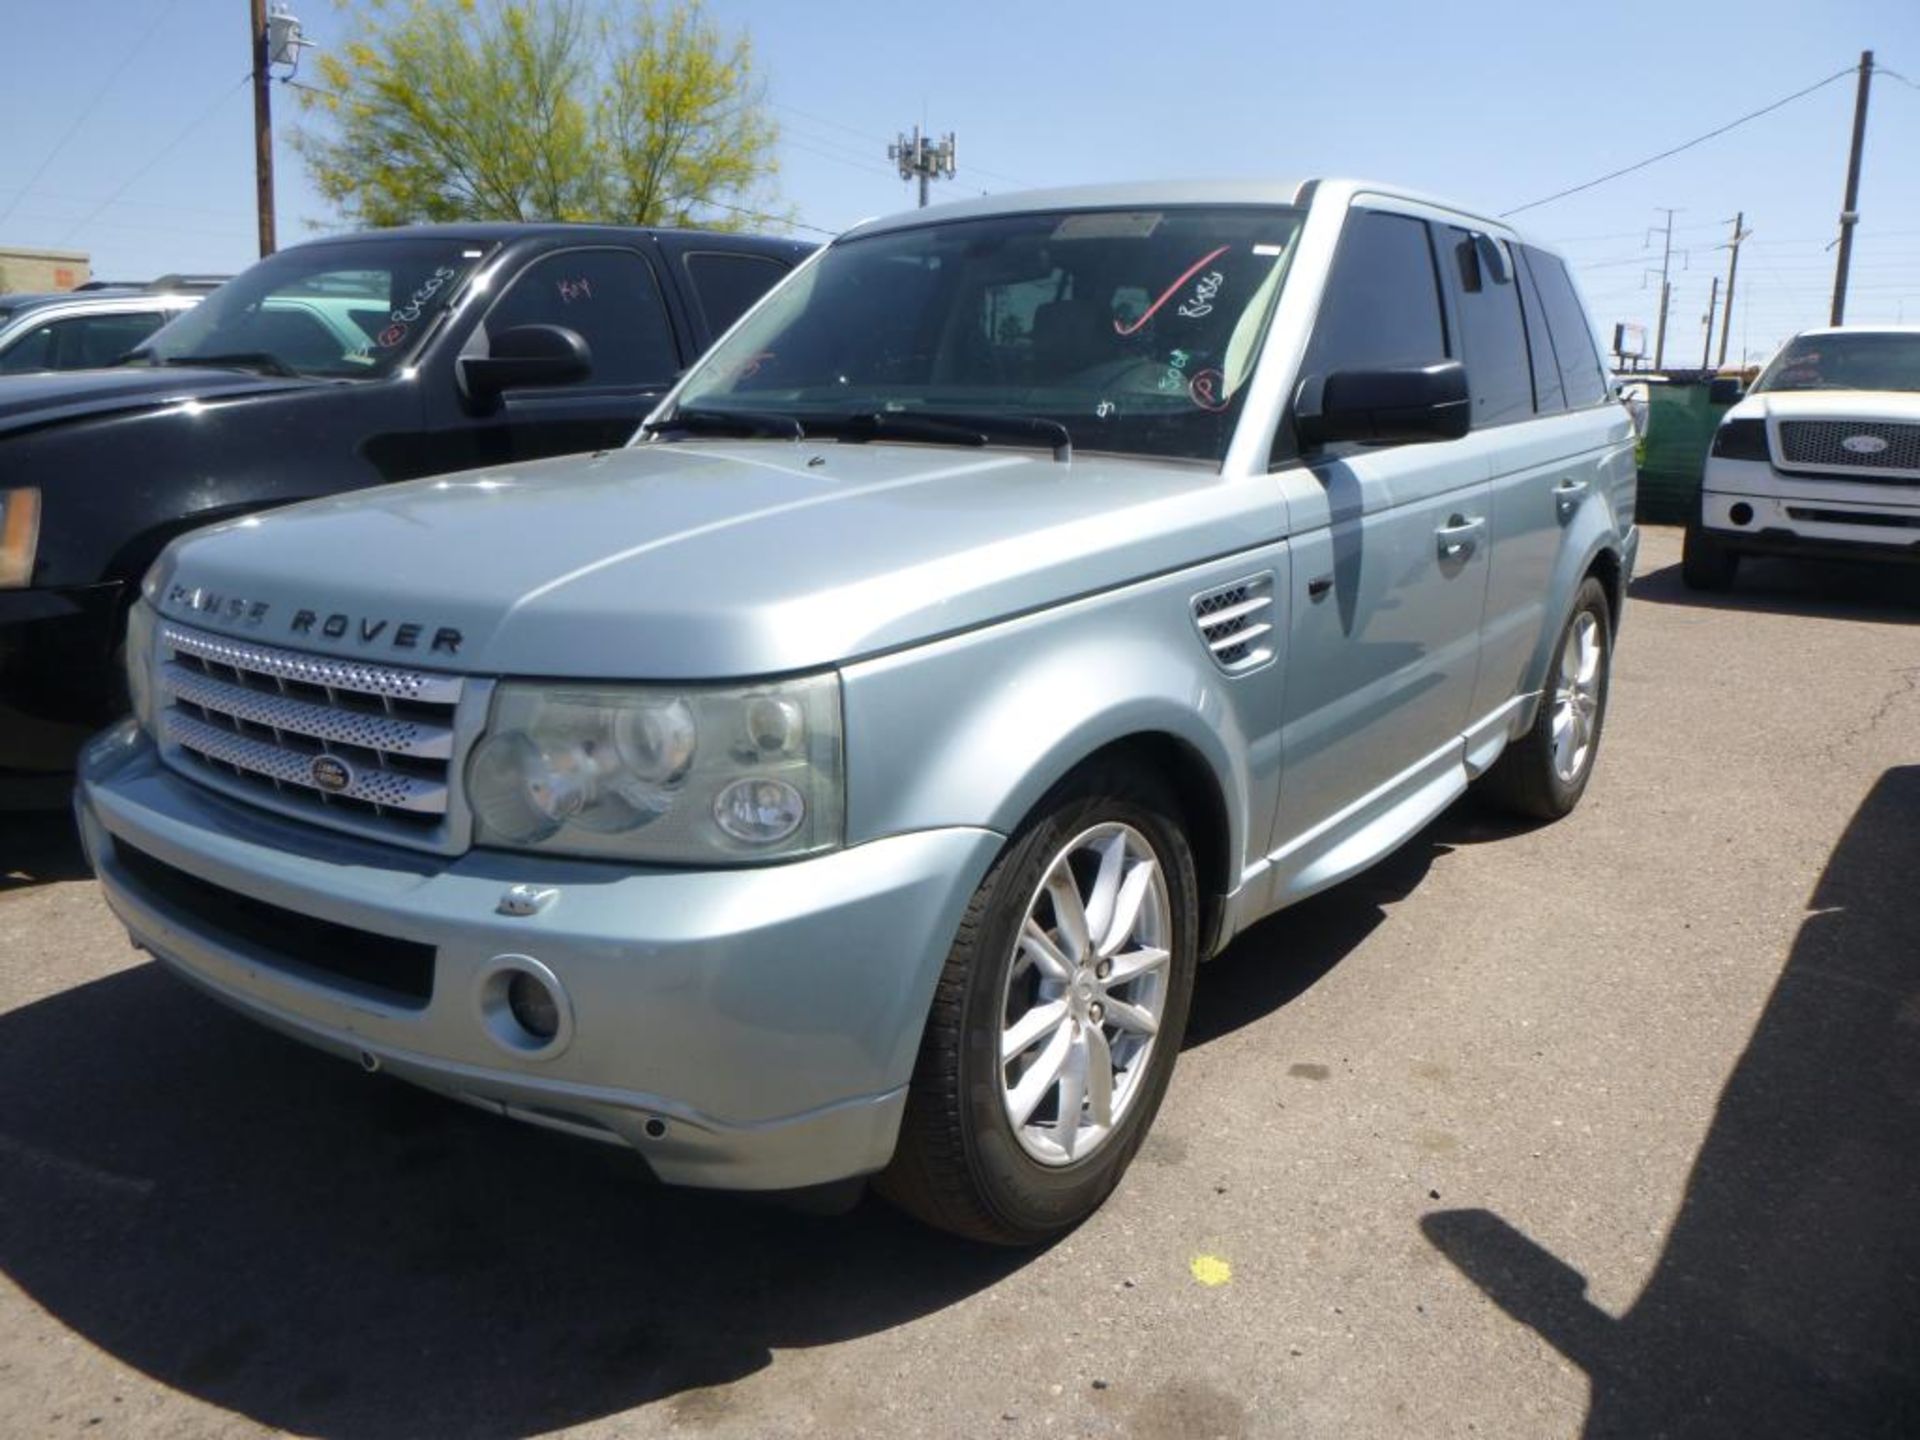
[998,822,1171,1166]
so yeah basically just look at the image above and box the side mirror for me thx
[1296,360,1471,447]
[459,324,591,407]
[1707,376,1744,406]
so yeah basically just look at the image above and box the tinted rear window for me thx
[1522,246,1607,408]
[1443,228,1533,427]
[684,252,791,336]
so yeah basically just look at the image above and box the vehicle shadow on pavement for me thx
[0,809,89,892]
[1187,798,1534,1049]
[1422,764,1920,1437]
[0,965,1031,1437]
[1629,555,1920,621]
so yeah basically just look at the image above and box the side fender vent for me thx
[1191,574,1276,674]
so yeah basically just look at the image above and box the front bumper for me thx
[1701,459,1920,564]
[0,581,124,774]
[77,723,1002,1190]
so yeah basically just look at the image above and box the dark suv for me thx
[0,223,812,783]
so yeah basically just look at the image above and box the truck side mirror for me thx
[1296,361,1472,447]
[1707,376,1744,406]
[460,324,592,409]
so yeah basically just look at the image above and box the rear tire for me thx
[876,763,1199,1245]
[1682,523,1740,591]
[1480,576,1613,822]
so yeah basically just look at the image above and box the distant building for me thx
[0,246,91,294]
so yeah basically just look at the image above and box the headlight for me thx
[466,674,842,863]
[124,599,157,732]
[1710,418,1769,461]
[0,487,40,589]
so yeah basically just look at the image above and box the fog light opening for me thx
[475,955,575,1059]
[1729,502,1754,526]
[507,971,561,1042]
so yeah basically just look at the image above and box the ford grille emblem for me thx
[309,755,354,794]
[1841,434,1889,455]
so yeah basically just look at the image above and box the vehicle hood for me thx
[1726,389,1920,424]
[0,366,314,437]
[148,441,1279,679]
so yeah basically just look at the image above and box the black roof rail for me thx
[148,273,231,292]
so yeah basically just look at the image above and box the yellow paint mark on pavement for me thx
[1189,1254,1232,1287]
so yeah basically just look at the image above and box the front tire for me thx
[1480,576,1613,822]
[1682,523,1740,591]
[877,764,1199,1245]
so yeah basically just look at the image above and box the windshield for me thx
[1751,333,1920,395]
[669,205,1306,463]
[132,238,490,378]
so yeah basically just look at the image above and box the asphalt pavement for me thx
[1,525,1915,1439]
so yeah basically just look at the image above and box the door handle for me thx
[1435,515,1485,560]
[1554,477,1590,519]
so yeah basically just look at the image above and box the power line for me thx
[56,75,253,248]
[1548,221,1729,245]
[783,134,900,180]
[0,186,254,221]
[279,77,342,101]
[774,100,891,148]
[780,128,900,173]
[1502,64,1858,217]
[0,0,184,231]
[679,194,837,237]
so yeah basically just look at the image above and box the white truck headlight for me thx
[466,674,842,863]
[124,599,157,732]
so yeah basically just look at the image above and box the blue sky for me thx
[2,0,1915,363]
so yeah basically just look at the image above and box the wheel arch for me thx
[1518,528,1625,706]
[1038,729,1237,959]
[1585,543,1624,635]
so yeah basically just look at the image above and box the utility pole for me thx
[1830,49,1874,325]
[888,127,957,208]
[1700,275,1719,370]
[1716,212,1749,369]
[250,0,275,256]
[1647,208,1684,370]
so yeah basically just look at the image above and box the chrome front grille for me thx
[154,621,484,853]
[1776,420,1920,477]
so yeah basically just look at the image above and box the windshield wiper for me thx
[821,410,1072,463]
[162,351,296,377]
[644,406,805,440]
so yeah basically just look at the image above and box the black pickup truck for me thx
[0,222,812,785]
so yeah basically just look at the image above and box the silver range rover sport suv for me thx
[80,180,1638,1243]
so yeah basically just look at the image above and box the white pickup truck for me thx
[1687,326,1920,589]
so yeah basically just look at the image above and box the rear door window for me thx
[484,248,681,389]
[0,312,161,372]
[1522,246,1608,408]
[682,252,791,337]
[64,311,166,368]
[0,322,56,374]
[1441,229,1533,427]
[1515,253,1565,413]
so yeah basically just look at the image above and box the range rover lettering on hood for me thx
[165,583,462,655]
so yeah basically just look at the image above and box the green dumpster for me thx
[1637,383,1735,525]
